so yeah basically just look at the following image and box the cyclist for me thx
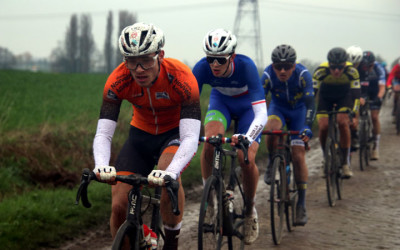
[313,47,361,178]
[262,44,315,226]
[346,45,363,150]
[357,51,386,160]
[192,28,267,244]
[92,22,201,250]
[386,59,400,122]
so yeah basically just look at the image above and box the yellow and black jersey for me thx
[313,61,360,100]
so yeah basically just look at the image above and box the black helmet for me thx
[361,51,375,65]
[327,47,347,64]
[271,44,296,63]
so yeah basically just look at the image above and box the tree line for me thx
[0,11,136,73]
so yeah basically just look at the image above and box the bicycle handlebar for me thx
[199,134,250,164]
[262,130,310,150]
[75,168,180,215]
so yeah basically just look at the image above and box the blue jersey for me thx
[193,54,265,104]
[262,63,314,109]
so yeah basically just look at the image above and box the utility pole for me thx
[233,0,264,70]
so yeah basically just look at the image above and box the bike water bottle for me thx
[286,164,291,184]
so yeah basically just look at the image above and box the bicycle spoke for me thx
[325,137,338,207]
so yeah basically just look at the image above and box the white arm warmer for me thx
[245,101,268,143]
[93,119,117,167]
[165,118,201,178]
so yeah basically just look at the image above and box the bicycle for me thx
[262,130,304,245]
[75,168,180,250]
[358,99,373,171]
[197,134,249,250]
[318,106,352,207]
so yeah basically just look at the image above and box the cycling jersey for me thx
[192,54,267,143]
[261,63,315,139]
[102,58,200,135]
[387,64,400,87]
[313,61,361,113]
[358,62,386,98]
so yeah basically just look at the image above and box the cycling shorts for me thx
[366,96,382,110]
[204,89,262,144]
[268,102,306,141]
[115,126,180,176]
[316,91,353,120]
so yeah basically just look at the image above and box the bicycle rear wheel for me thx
[198,175,223,250]
[270,157,286,245]
[324,137,338,207]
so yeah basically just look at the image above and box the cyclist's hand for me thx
[93,166,116,184]
[148,170,177,186]
[231,134,251,147]
[300,127,312,143]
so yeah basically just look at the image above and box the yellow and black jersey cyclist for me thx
[313,47,361,179]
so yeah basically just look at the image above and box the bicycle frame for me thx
[198,135,249,250]
[75,169,180,250]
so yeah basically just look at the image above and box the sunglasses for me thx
[329,64,345,70]
[273,63,293,71]
[125,54,159,70]
[206,55,231,65]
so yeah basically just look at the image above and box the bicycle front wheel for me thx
[324,137,338,207]
[285,166,297,232]
[359,119,369,171]
[270,157,286,245]
[198,175,223,250]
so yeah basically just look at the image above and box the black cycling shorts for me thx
[317,90,353,113]
[115,126,180,176]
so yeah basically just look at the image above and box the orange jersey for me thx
[103,58,200,135]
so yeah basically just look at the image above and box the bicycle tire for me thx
[285,165,297,232]
[396,95,400,135]
[359,119,368,171]
[270,156,286,245]
[335,145,343,200]
[198,175,223,250]
[229,167,245,250]
[324,137,338,207]
[112,220,139,250]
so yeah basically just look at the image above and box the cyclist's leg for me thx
[316,96,331,151]
[336,94,353,177]
[370,97,382,160]
[157,134,185,249]
[288,106,308,225]
[201,89,230,182]
[264,103,284,184]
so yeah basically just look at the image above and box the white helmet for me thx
[203,29,237,55]
[346,45,363,65]
[119,22,165,57]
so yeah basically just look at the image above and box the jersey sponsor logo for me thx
[111,75,131,93]
[156,92,170,100]
[106,89,119,101]
[172,80,192,100]
[361,81,369,86]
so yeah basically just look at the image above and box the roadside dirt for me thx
[59,101,400,250]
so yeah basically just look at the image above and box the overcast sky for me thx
[1,0,399,68]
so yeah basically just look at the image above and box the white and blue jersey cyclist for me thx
[193,54,267,144]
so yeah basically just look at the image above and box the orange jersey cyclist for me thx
[92,22,201,250]
[192,29,267,244]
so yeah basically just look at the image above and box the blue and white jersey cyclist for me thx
[192,28,267,245]
[261,44,315,227]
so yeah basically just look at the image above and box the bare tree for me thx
[79,14,95,73]
[114,11,137,68]
[0,47,16,69]
[104,11,114,73]
[65,14,79,73]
